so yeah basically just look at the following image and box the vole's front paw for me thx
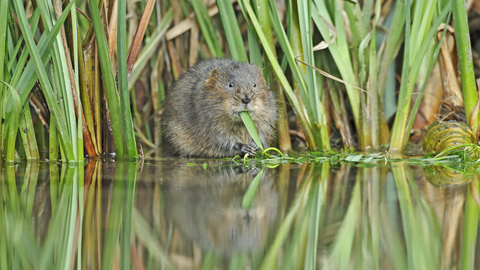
[236,143,258,157]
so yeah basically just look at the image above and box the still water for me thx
[1,158,479,269]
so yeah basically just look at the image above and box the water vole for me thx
[161,59,277,157]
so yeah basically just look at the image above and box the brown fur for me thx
[162,164,278,253]
[161,59,277,157]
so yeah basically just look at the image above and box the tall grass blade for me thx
[0,170,7,270]
[38,0,78,160]
[62,167,80,270]
[118,0,138,158]
[459,180,480,270]
[78,34,99,156]
[12,0,75,161]
[377,0,406,96]
[253,0,293,152]
[404,22,449,149]
[365,0,381,148]
[240,0,316,149]
[241,167,265,209]
[18,106,39,161]
[90,0,125,157]
[216,0,248,62]
[69,2,84,161]
[330,179,360,269]
[191,0,224,57]
[297,0,317,122]
[101,163,124,270]
[121,162,138,269]
[12,1,73,105]
[132,209,172,267]
[267,0,307,103]
[312,1,360,130]
[305,166,327,270]
[0,0,7,158]
[1,81,21,162]
[295,0,330,150]
[389,1,451,151]
[259,175,312,269]
[452,0,478,130]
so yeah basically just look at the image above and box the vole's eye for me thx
[252,83,257,88]
[228,82,234,88]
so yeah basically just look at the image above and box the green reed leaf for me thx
[241,167,264,209]
[0,81,20,163]
[216,0,248,62]
[239,111,264,151]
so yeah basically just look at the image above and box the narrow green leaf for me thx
[241,167,264,209]
[404,17,450,149]
[12,0,75,161]
[390,2,451,151]
[239,111,264,151]
[453,0,478,129]
[132,209,172,267]
[101,163,124,270]
[0,0,8,159]
[0,0,8,84]
[240,0,316,149]
[13,0,74,101]
[118,0,138,158]
[90,0,125,157]
[18,106,39,161]
[191,0,224,57]
[459,181,480,270]
[216,0,248,62]
[0,81,21,162]
[121,163,138,270]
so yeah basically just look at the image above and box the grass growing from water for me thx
[0,0,479,163]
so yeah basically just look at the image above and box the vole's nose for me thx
[241,95,251,104]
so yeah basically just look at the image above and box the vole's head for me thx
[204,61,275,122]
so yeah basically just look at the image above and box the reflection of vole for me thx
[162,164,278,253]
[161,59,277,157]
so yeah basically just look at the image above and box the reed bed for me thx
[0,0,480,162]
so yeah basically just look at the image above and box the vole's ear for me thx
[208,69,218,78]
[204,69,218,90]
[254,65,264,77]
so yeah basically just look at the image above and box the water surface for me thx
[1,158,479,269]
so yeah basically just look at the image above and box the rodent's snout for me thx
[241,94,251,105]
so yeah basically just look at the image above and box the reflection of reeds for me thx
[0,162,175,269]
[459,180,480,269]
[1,161,479,269]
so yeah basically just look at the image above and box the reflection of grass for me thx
[1,160,478,269]
[0,162,172,269]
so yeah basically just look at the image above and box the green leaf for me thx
[90,0,125,157]
[191,0,224,57]
[239,111,264,151]
[216,0,248,62]
[0,81,21,162]
[241,167,265,209]
[118,0,138,158]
